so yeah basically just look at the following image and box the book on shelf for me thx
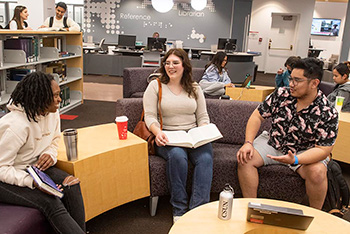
[162,123,223,148]
[27,166,64,198]
[4,37,39,63]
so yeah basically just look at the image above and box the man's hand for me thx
[35,154,53,171]
[39,25,47,29]
[267,150,295,164]
[155,131,168,147]
[236,142,255,164]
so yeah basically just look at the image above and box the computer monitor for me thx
[118,35,136,49]
[147,37,167,51]
[217,38,237,53]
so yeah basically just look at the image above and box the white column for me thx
[17,0,55,29]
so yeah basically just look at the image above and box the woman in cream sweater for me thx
[144,48,213,223]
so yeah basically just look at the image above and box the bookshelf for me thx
[0,31,83,114]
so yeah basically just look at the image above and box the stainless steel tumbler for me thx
[63,129,78,161]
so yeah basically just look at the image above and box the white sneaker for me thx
[173,216,181,223]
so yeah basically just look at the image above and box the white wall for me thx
[248,0,316,72]
[18,0,55,29]
[311,2,347,61]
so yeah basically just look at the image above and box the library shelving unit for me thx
[0,31,83,114]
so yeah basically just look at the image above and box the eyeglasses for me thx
[288,77,311,85]
[164,61,182,67]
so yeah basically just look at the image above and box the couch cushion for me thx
[0,203,53,234]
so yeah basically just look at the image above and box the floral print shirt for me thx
[258,87,338,154]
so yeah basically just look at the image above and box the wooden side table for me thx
[225,86,275,102]
[56,123,149,221]
[332,112,350,164]
[169,198,350,234]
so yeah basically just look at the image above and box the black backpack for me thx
[5,21,28,29]
[322,159,350,217]
[49,16,68,28]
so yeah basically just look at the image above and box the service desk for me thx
[225,86,275,102]
[56,123,150,221]
[332,112,350,164]
[169,198,350,234]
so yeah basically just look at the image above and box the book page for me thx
[188,123,223,148]
[162,130,194,148]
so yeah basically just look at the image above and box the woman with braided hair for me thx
[0,72,85,233]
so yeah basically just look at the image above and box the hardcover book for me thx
[27,166,63,198]
[162,123,223,148]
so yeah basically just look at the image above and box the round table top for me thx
[169,198,350,234]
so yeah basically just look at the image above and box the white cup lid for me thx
[115,116,128,122]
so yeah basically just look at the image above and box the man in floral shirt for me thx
[236,58,338,209]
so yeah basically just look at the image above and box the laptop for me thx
[235,74,253,88]
[247,202,314,230]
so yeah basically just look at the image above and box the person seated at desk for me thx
[141,32,163,51]
[275,56,300,88]
[0,72,85,233]
[6,5,32,30]
[199,51,234,96]
[236,58,338,210]
[327,61,350,112]
[39,2,80,32]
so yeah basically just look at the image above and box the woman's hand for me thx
[35,154,53,171]
[155,131,168,147]
[225,83,235,88]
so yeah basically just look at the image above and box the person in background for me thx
[331,24,339,36]
[0,72,85,233]
[143,48,213,223]
[40,2,80,32]
[327,61,350,112]
[141,31,161,51]
[8,5,32,30]
[199,51,235,96]
[237,58,338,210]
[275,56,301,88]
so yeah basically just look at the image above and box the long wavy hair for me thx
[158,48,197,99]
[205,51,227,74]
[10,72,54,122]
[10,5,27,30]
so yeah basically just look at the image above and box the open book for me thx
[37,27,67,32]
[27,166,63,198]
[163,123,223,148]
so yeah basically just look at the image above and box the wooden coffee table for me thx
[56,123,149,221]
[225,86,275,102]
[169,198,350,233]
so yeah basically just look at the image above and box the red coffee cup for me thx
[115,116,128,140]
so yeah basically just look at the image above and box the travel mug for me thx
[63,129,78,161]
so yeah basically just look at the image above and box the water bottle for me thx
[188,49,192,60]
[218,183,234,220]
[63,129,78,161]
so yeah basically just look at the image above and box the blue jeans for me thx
[156,143,213,216]
[0,167,85,234]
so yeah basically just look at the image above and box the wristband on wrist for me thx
[291,155,299,166]
[244,140,253,146]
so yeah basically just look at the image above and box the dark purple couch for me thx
[0,202,53,234]
[123,67,205,98]
[115,98,306,216]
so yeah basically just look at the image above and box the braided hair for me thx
[10,71,54,122]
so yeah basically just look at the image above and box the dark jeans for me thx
[0,167,85,234]
[156,143,213,216]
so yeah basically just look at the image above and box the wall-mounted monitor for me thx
[118,34,136,48]
[311,18,341,36]
[217,38,237,52]
[147,37,167,51]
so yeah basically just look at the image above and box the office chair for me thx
[98,38,106,54]
[141,51,161,67]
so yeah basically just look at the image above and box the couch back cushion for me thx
[123,67,205,98]
[116,98,271,145]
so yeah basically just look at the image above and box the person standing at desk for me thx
[40,2,80,32]
[144,48,213,222]
[0,72,86,233]
[7,5,32,30]
[199,51,235,96]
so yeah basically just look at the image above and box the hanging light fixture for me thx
[152,0,174,13]
[191,0,207,11]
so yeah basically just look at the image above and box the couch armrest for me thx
[116,98,144,132]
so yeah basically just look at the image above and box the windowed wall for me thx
[0,1,18,28]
